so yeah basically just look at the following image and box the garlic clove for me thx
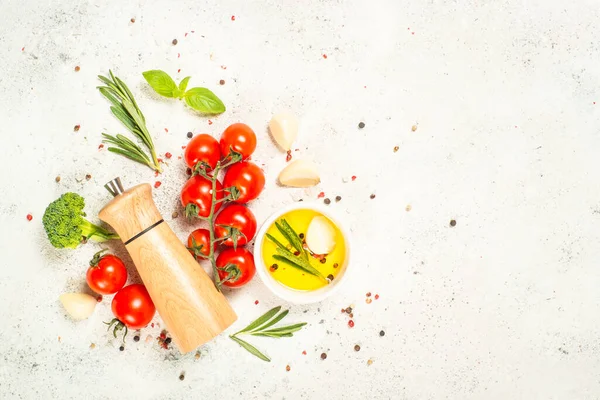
[278,159,320,187]
[59,293,97,320]
[269,112,298,151]
[306,216,337,255]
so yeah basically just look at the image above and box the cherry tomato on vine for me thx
[217,248,256,288]
[86,250,127,295]
[187,228,214,258]
[219,123,257,160]
[214,204,257,246]
[181,175,223,218]
[223,161,265,203]
[184,134,221,171]
[111,284,155,330]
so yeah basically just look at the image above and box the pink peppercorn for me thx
[348,320,354,328]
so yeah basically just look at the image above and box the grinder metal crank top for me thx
[99,177,237,353]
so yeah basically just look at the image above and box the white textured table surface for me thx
[2,0,600,399]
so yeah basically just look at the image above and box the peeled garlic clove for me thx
[306,216,337,255]
[269,112,298,151]
[59,293,97,320]
[278,159,320,187]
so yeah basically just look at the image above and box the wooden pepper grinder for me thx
[99,178,237,353]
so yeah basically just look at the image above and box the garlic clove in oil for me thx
[306,216,337,255]
[59,293,97,320]
[278,159,320,187]
[269,112,298,151]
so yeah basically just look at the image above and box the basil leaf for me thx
[178,76,191,93]
[229,336,271,362]
[184,87,226,114]
[142,70,180,98]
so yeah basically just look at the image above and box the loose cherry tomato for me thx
[111,284,155,330]
[86,250,127,295]
[219,123,256,160]
[181,175,223,218]
[223,161,265,203]
[214,204,257,246]
[185,134,221,171]
[216,248,256,288]
[187,228,213,258]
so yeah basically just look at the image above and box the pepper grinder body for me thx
[98,183,237,353]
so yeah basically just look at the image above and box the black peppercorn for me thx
[320,352,327,360]
[165,337,172,344]
[370,194,376,199]
[327,274,334,281]
[354,344,361,352]
[133,336,140,342]
[324,198,331,205]
[119,345,125,351]
[219,79,225,85]
[335,196,341,202]
[450,219,457,227]
[179,373,185,381]
[187,131,193,138]
[172,39,178,45]
[299,233,305,239]
[320,257,327,264]
[379,330,385,337]
[358,122,365,129]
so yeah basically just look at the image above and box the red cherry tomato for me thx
[217,248,256,288]
[219,123,257,160]
[181,175,223,218]
[111,284,155,330]
[223,161,265,203]
[86,250,127,295]
[214,204,257,246]
[184,134,221,171]
[187,228,213,258]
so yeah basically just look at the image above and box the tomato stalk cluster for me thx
[188,153,244,290]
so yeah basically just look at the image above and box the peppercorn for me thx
[366,292,372,297]
[55,176,61,183]
[172,211,178,219]
[294,251,300,256]
[358,122,365,129]
[379,330,385,337]
[299,233,304,239]
[270,264,278,272]
[133,336,140,342]
[348,320,355,328]
[394,146,399,152]
[320,257,327,264]
[335,196,341,202]
[130,17,135,23]
[74,124,80,132]
[333,262,339,268]
[354,345,361,352]
[165,337,172,344]
[320,352,327,360]
[450,219,457,227]
[324,198,331,205]
[219,79,225,85]
[327,274,334,281]
[349,313,353,318]
[85,174,92,181]
[370,194,376,199]
[187,131,193,138]
[119,346,124,351]
[172,39,178,45]
[179,373,185,381]
[345,306,353,314]
[285,365,291,372]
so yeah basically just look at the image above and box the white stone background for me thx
[1,0,600,399]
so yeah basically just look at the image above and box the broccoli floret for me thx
[42,192,119,249]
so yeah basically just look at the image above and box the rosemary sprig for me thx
[97,70,162,173]
[229,306,307,362]
[266,219,326,280]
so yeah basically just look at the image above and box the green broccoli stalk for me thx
[42,192,119,249]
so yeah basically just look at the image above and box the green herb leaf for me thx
[237,306,281,334]
[229,335,271,362]
[273,250,325,280]
[261,323,307,335]
[252,332,294,338]
[266,233,287,251]
[142,70,181,98]
[184,87,226,114]
[251,309,289,332]
[178,76,191,93]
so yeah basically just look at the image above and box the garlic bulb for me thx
[306,216,337,254]
[59,293,97,320]
[278,159,320,187]
[269,112,298,151]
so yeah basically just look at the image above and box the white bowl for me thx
[254,202,352,304]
